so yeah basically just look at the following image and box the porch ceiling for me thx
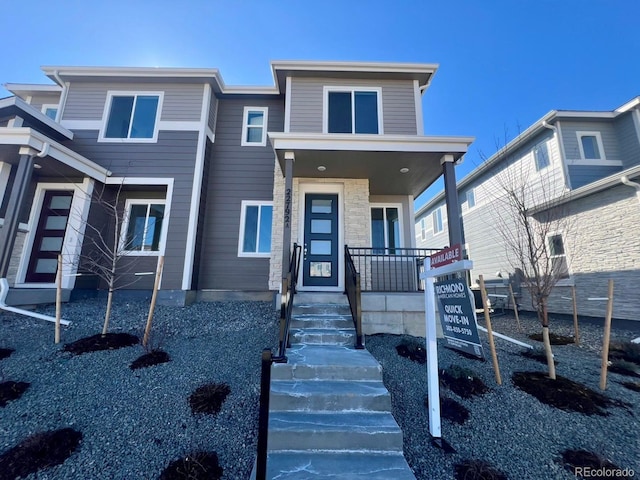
[269,133,474,196]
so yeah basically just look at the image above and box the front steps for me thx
[258,294,415,479]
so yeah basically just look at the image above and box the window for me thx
[433,208,443,234]
[371,206,401,253]
[324,87,382,134]
[239,201,273,256]
[548,233,570,279]
[101,92,162,141]
[577,132,604,160]
[533,142,550,171]
[420,218,427,241]
[41,104,58,121]
[241,107,268,146]
[122,200,166,254]
[466,188,476,209]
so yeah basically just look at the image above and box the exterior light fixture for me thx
[317,165,326,172]
[400,167,409,174]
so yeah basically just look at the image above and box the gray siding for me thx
[27,92,60,112]
[614,112,640,169]
[560,120,621,161]
[208,94,218,133]
[62,82,204,121]
[289,77,417,135]
[198,97,284,291]
[567,165,623,189]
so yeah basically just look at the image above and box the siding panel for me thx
[614,112,640,169]
[560,120,621,161]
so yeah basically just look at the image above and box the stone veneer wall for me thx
[6,230,26,286]
[269,161,371,290]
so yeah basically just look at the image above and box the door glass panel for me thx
[40,237,63,251]
[35,259,58,274]
[45,216,68,230]
[311,199,332,214]
[311,240,331,255]
[50,195,72,209]
[311,219,331,234]
[310,261,332,277]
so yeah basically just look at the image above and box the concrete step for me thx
[268,411,404,451]
[290,327,355,346]
[292,303,352,316]
[270,380,391,412]
[272,345,382,381]
[291,315,354,330]
[265,451,416,479]
[294,292,349,305]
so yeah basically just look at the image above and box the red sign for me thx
[430,244,462,268]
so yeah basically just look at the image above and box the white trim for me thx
[119,198,168,256]
[98,91,164,143]
[60,120,102,130]
[370,203,404,250]
[0,162,11,205]
[413,79,424,135]
[297,183,345,292]
[241,106,269,146]
[237,200,274,258]
[407,195,416,248]
[181,83,210,290]
[206,127,215,143]
[156,120,201,131]
[576,131,606,162]
[284,76,292,133]
[322,86,384,135]
[41,104,58,120]
[432,207,444,234]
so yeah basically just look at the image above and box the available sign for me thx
[435,279,483,358]
[431,244,462,268]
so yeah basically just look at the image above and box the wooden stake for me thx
[55,254,62,344]
[479,275,502,385]
[508,283,521,332]
[571,285,580,345]
[599,279,614,390]
[143,256,164,348]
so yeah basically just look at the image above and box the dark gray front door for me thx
[303,193,338,287]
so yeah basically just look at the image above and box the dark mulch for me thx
[130,350,171,370]
[608,360,640,378]
[425,395,470,425]
[63,333,139,355]
[189,383,231,415]
[440,365,490,399]
[609,341,640,365]
[0,348,14,360]
[558,449,631,479]
[453,459,508,480]
[396,342,426,364]
[528,332,574,345]
[621,381,640,393]
[0,381,30,407]
[0,428,82,479]
[512,371,629,416]
[520,349,558,366]
[159,451,223,480]
[445,346,486,361]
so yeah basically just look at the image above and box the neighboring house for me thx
[415,98,640,321]
[0,61,473,333]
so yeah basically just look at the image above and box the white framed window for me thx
[41,104,58,121]
[533,142,550,171]
[420,218,427,241]
[432,207,444,234]
[120,199,166,255]
[238,201,273,257]
[99,91,163,142]
[371,204,403,254]
[241,107,268,146]
[547,233,570,279]
[323,87,383,134]
[466,188,476,209]
[577,131,605,161]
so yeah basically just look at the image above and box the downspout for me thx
[621,175,640,204]
[0,142,70,325]
[542,120,571,190]
[52,70,68,123]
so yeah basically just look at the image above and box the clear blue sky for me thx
[2,0,638,208]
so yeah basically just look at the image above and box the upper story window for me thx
[121,200,166,254]
[466,188,476,209]
[100,92,162,142]
[371,205,402,254]
[533,142,550,171]
[41,104,58,121]
[420,218,427,241]
[324,87,382,134]
[577,132,604,160]
[433,207,444,234]
[241,107,269,146]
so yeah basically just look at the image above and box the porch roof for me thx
[268,132,474,196]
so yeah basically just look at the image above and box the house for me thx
[415,97,640,321]
[0,61,473,334]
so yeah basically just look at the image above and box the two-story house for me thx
[415,98,640,321]
[0,61,473,333]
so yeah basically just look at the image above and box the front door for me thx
[25,190,73,283]
[302,193,339,287]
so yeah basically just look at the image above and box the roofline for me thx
[4,83,62,94]
[0,96,74,140]
[270,60,438,75]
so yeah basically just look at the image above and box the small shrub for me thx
[425,395,470,425]
[396,342,426,364]
[189,383,230,415]
[608,359,640,378]
[63,333,139,355]
[440,366,489,399]
[609,341,640,365]
[528,332,574,345]
[159,451,223,480]
[130,350,171,370]
[0,428,82,479]
[558,449,631,479]
[454,459,507,480]
[0,348,14,361]
[0,381,30,407]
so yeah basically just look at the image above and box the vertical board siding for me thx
[289,77,417,135]
[63,82,204,121]
[561,120,621,161]
[614,112,640,169]
[198,97,284,291]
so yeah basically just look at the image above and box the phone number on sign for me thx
[445,325,473,336]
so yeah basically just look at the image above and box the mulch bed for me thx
[558,449,632,479]
[189,383,231,415]
[396,342,426,364]
[453,459,508,480]
[620,381,640,393]
[425,395,470,425]
[520,349,558,366]
[0,381,30,407]
[63,333,139,355]
[528,332,575,345]
[0,428,82,479]
[159,451,223,480]
[0,348,14,360]
[130,350,171,370]
[440,366,490,399]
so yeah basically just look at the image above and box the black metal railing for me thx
[274,243,301,361]
[346,247,442,292]
[344,246,364,349]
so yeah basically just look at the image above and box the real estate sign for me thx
[434,279,483,358]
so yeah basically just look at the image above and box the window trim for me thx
[420,217,427,241]
[370,203,404,253]
[241,106,269,146]
[322,86,384,135]
[546,231,572,283]
[533,141,550,171]
[120,198,167,256]
[432,207,444,234]
[237,200,273,258]
[98,91,164,143]
[576,131,606,162]
[41,104,59,121]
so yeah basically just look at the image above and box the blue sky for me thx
[2,0,638,207]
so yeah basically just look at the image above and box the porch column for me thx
[0,149,35,278]
[441,154,463,247]
[281,152,295,284]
